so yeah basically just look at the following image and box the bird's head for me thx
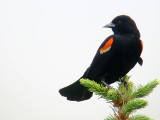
[104,15,140,38]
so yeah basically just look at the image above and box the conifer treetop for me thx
[80,76,159,120]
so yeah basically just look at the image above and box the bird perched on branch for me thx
[59,15,143,101]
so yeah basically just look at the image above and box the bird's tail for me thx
[59,79,93,101]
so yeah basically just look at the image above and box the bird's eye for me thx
[118,21,122,24]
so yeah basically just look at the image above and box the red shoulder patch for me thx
[141,41,143,51]
[100,38,113,54]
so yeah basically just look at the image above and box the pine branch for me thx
[80,78,121,101]
[118,80,134,101]
[121,98,148,116]
[130,114,153,120]
[132,79,159,99]
[80,76,159,120]
[80,78,108,97]
[105,116,116,120]
[106,89,121,102]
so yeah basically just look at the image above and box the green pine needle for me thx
[104,116,116,120]
[132,79,159,98]
[80,78,121,101]
[80,78,108,96]
[106,89,121,101]
[118,81,134,101]
[122,99,148,116]
[130,114,153,120]
[119,75,130,83]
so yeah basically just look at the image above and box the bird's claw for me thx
[101,80,114,90]
[101,80,121,96]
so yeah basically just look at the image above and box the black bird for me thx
[59,15,143,101]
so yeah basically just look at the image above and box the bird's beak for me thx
[103,23,115,28]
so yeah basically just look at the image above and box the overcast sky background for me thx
[0,0,160,120]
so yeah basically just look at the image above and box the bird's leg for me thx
[101,79,121,96]
[120,76,128,89]
[123,80,128,89]
[101,79,113,90]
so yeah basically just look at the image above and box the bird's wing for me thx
[85,35,142,80]
[85,35,116,79]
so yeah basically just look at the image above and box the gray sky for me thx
[0,0,160,120]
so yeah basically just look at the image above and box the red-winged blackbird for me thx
[59,15,143,101]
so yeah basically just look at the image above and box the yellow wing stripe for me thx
[100,38,113,54]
